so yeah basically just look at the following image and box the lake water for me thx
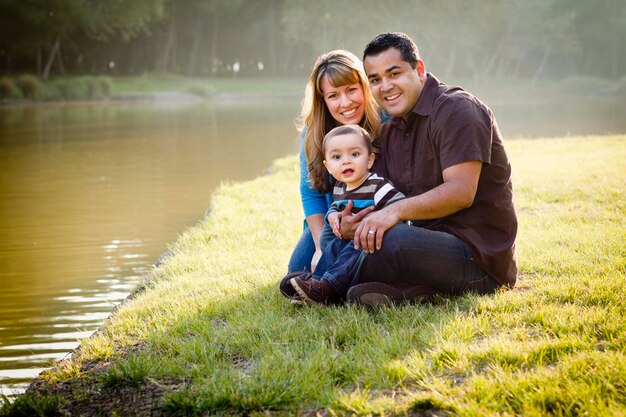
[1,93,625,396]
[0,97,301,396]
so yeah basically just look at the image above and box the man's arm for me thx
[353,160,482,253]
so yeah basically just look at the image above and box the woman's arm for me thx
[306,213,325,271]
[298,130,331,270]
[299,133,329,218]
[305,214,326,244]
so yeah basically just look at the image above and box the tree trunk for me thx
[187,16,203,76]
[467,54,480,83]
[280,43,293,76]
[444,45,456,80]
[43,38,60,81]
[36,45,42,77]
[155,21,176,73]
[484,38,506,77]
[531,44,552,86]
[210,12,218,73]
[267,0,277,76]
[56,41,66,75]
[610,19,618,79]
[495,54,512,78]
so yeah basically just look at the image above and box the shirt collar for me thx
[389,73,440,128]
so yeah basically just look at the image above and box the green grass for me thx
[109,73,306,96]
[1,73,306,103]
[2,135,625,416]
[0,392,65,417]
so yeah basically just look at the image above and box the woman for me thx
[287,50,383,274]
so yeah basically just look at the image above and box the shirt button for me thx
[404,132,410,137]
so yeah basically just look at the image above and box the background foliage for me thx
[0,0,624,81]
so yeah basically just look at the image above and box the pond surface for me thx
[0,92,625,396]
[0,97,301,395]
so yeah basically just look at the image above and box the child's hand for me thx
[327,212,342,238]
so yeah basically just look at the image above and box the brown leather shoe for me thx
[290,277,337,305]
[346,282,433,306]
[279,271,312,298]
[290,294,306,306]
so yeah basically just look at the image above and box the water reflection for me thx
[0,98,300,395]
[0,278,138,395]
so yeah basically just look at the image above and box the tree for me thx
[83,0,165,42]
[553,0,626,79]
[150,0,244,74]
[1,0,623,80]
[0,0,84,78]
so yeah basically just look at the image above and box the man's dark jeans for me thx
[356,223,500,295]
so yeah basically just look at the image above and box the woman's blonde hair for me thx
[298,50,381,193]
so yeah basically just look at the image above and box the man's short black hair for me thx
[363,32,420,69]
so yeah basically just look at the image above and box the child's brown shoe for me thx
[279,271,312,298]
[290,277,337,305]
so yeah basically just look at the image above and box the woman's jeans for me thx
[287,224,335,273]
[357,223,500,295]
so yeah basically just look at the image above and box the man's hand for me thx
[339,200,374,241]
[354,206,399,253]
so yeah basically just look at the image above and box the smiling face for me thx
[323,132,374,189]
[364,47,425,119]
[319,75,366,125]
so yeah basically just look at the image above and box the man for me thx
[341,32,518,305]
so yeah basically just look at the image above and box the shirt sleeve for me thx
[324,201,340,223]
[433,95,493,170]
[373,181,405,211]
[299,129,332,217]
